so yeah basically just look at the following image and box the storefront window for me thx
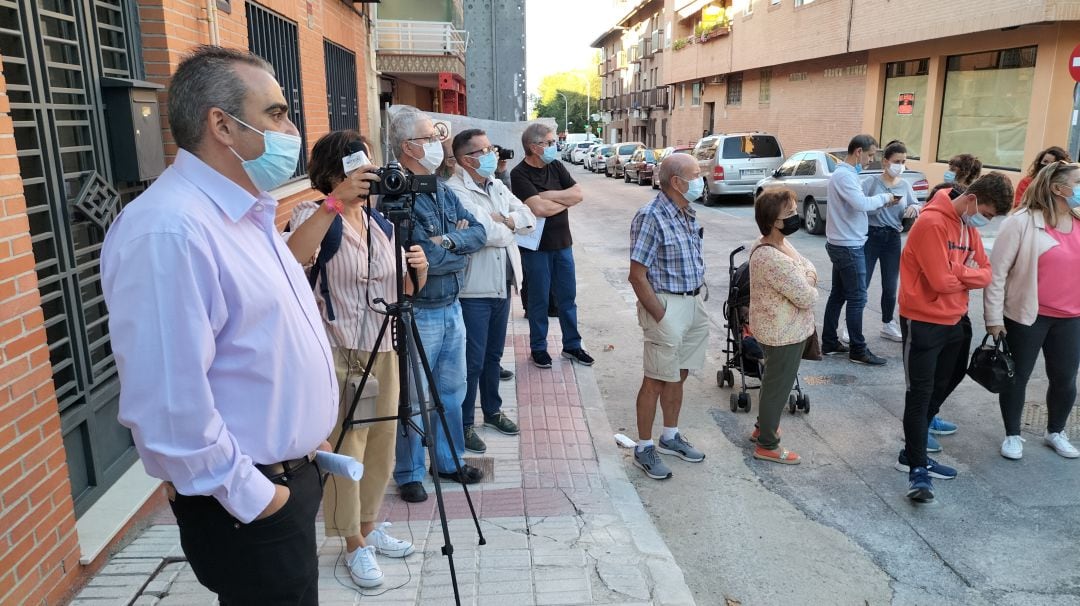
[880,59,928,159]
[937,46,1036,170]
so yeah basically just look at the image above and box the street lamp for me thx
[556,91,569,134]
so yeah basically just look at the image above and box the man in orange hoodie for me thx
[896,172,1013,503]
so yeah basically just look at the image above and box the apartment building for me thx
[374,0,470,117]
[592,0,672,148]
[660,0,1080,182]
[0,1,379,603]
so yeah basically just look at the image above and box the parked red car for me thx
[623,148,661,186]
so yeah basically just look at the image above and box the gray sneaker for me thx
[633,445,672,480]
[657,432,705,462]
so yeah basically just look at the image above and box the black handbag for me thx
[966,334,1015,393]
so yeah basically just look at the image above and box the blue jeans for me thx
[822,243,868,355]
[460,296,509,427]
[393,301,467,485]
[864,226,901,324]
[519,247,582,352]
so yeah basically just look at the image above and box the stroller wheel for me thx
[717,370,724,389]
[788,394,797,414]
[800,393,810,413]
[738,392,751,413]
[729,392,739,412]
[722,368,735,387]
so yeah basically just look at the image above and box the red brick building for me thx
[0,1,387,603]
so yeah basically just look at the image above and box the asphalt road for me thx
[557,163,1080,606]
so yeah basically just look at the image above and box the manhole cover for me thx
[799,374,858,386]
[463,456,495,483]
[1021,401,1080,437]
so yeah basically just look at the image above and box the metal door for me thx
[1,0,144,516]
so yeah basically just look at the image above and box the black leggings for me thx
[999,315,1080,435]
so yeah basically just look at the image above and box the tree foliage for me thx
[530,67,600,135]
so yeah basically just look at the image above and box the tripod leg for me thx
[406,313,486,544]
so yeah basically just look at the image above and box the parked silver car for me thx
[754,149,930,235]
[606,142,644,179]
[582,144,603,171]
[593,145,615,174]
[693,133,785,204]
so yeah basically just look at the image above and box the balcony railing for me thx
[374,19,469,59]
[645,86,669,109]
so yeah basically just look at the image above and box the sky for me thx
[525,0,627,105]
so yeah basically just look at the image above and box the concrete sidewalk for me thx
[70,312,695,606]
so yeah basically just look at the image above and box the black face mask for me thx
[778,214,801,236]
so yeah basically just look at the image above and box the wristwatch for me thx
[441,236,456,251]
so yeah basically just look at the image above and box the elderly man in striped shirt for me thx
[627,152,710,480]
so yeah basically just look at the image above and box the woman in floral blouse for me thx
[748,188,819,464]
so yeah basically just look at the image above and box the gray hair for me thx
[167,45,274,152]
[658,153,695,192]
[388,107,427,159]
[521,122,552,157]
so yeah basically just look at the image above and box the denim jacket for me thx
[409,182,486,308]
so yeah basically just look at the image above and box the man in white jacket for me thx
[447,128,537,453]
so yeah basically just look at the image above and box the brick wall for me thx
[668,52,869,154]
[0,57,82,606]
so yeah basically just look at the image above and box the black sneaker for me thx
[399,481,428,503]
[432,464,484,485]
[499,367,514,381]
[484,412,520,435]
[531,351,552,368]
[822,342,850,356]
[463,426,487,453]
[561,348,594,366]
[850,350,887,366]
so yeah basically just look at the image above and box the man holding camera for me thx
[511,123,592,369]
[101,46,340,604]
[446,128,537,454]
[821,134,899,366]
[388,108,488,503]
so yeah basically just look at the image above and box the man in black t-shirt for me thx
[510,123,594,368]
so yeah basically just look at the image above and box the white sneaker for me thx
[1045,431,1080,459]
[880,319,902,342]
[839,326,850,346]
[1000,435,1025,460]
[364,522,415,558]
[347,545,383,588]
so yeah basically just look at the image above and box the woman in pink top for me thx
[748,189,818,465]
[984,161,1080,461]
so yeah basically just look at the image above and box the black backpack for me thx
[295,205,393,321]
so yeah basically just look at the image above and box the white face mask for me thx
[886,162,904,177]
[418,140,445,174]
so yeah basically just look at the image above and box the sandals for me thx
[753,446,801,465]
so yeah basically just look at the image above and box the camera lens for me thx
[383,171,404,195]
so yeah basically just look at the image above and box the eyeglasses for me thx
[463,146,496,157]
[408,134,441,145]
[534,139,557,147]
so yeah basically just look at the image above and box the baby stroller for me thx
[717,245,810,415]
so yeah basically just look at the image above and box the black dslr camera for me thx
[369,162,438,197]
[495,146,514,161]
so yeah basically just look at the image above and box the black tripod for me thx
[332,195,484,605]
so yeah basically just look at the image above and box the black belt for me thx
[660,287,701,296]
[255,452,316,479]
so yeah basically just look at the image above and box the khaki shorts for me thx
[638,292,710,382]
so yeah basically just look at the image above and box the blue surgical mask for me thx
[227,113,302,191]
[962,197,990,228]
[541,144,559,164]
[1068,187,1080,209]
[476,151,498,178]
[943,170,957,183]
[854,162,863,175]
[679,176,704,202]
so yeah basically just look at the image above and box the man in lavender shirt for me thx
[101,46,358,604]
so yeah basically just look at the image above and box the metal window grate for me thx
[246,2,307,178]
[726,72,743,106]
[323,39,359,133]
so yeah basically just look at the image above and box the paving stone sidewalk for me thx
[70,313,695,606]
